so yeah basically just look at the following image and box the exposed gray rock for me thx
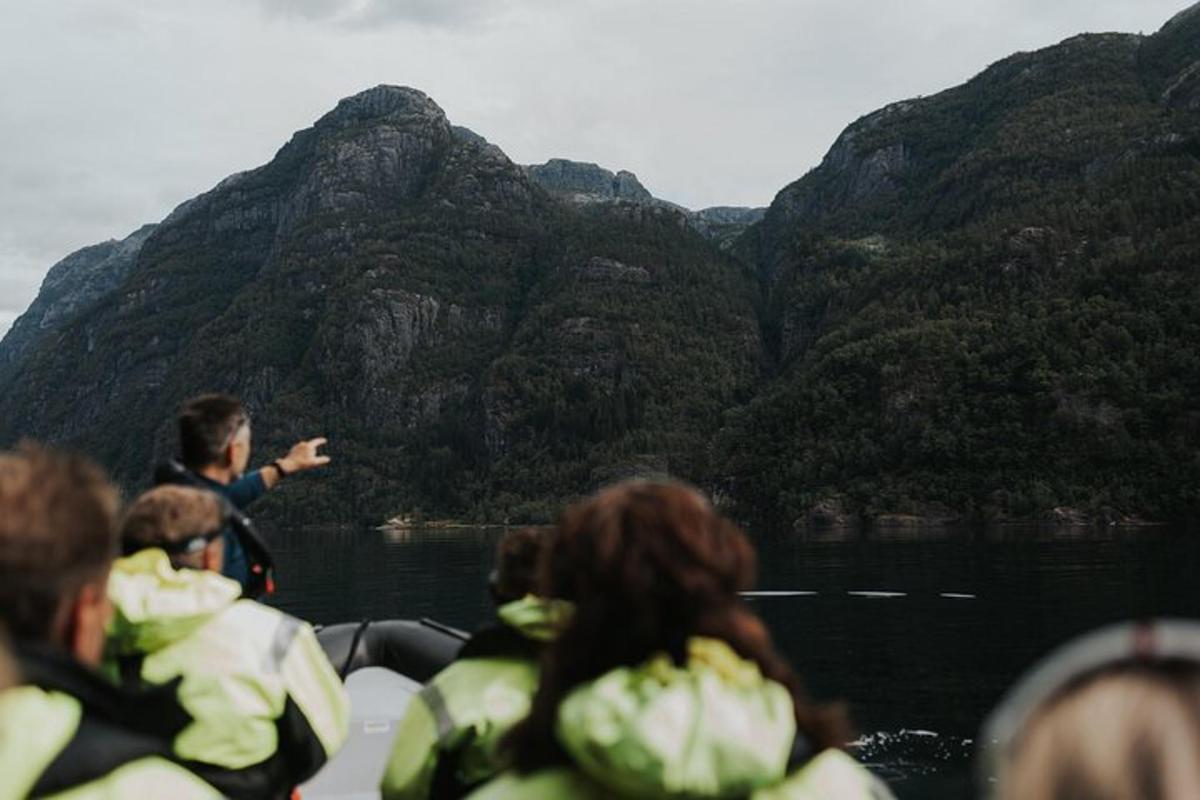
[575,257,652,284]
[1162,1,1200,32]
[771,117,913,228]
[451,125,487,146]
[524,158,654,203]
[439,129,534,211]
[689,206,767,248]
[692,206,766,227]
[0,223,156,382]
[524,158,763,245]
[279,87,454,230]
[1162,60,1200,109]
[316,286,502,428]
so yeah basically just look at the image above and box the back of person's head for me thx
[178,393,248,469]
[1000,665,1200,800]
[121,485,225,572]
[491,527,550,605]
[0,444,119,660]
[509,480,846,771]
[984,621,1200,800]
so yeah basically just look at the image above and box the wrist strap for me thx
[271,459,290,478]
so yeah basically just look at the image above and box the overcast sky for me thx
[0,0,1189,336]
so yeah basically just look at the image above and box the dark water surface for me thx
[270,523,1200,799]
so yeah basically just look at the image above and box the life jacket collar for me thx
[106,549,241,655]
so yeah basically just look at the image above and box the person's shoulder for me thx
[54,757,221,799]
[753,749,895,800]
[0,686,80,798]
[431,646,539,708]
[465,767,608,800]
[2,684,211,800]
[193,600,314,666]
[220,600,311,640]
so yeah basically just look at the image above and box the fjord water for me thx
[270,524,1200,799]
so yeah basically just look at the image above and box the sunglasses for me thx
[121,507,233,558]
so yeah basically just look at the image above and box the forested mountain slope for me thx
[722,5,1200,525]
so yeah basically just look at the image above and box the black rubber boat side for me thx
[316,619,468,683]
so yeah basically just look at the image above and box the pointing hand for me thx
[279,437,331,474]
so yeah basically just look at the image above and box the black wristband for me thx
[271,459,290,478]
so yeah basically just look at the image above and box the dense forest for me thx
[2,5,1198,528]
[724,12,1200,525]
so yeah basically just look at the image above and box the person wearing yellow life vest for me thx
[109,484,350,799]
[381,527,572,800]
[468,481,896,800]
[0,445,221,800]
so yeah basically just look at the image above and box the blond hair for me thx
[1000,665,1200,800]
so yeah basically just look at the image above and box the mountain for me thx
[524,158,765,247]
[0,224,156,385]
[0,85,760,524]
[524,158,655,204]
[3,4,1199,527]
[721,5,1200,525]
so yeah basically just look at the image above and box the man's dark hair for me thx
[0,443,120,642]
[179,393,248,468]
[492,527,550,605]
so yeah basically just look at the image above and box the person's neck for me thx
[197,463,235,485]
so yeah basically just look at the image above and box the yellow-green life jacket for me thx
[467,638,894,800]
[381,596,573,800]
[105,549,350,796]
[0,683,220,800]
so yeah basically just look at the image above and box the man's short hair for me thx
[121,486,224,562]
[179,393,248,468]
[0,444,120,642]
[493,527,551,603]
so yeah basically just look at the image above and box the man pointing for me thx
[156,393,330,594]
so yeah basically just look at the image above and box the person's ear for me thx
[66,577,112,666]
[203,538,224,574]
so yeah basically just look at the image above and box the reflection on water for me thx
[269,523,1200,800]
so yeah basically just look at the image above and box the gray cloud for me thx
[252,0,507,28]
[0,0,1190,339]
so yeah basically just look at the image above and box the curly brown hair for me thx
[508,480,848,772]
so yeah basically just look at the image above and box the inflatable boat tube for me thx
[316,618,468,683]
[305,618,470,800]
